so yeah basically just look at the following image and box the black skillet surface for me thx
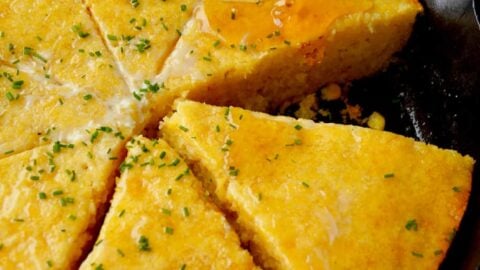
[283,0,480,268]
[351,0,480,269]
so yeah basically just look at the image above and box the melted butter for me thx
[204,0,373,48]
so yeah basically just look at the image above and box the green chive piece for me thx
[405,219,418,231]
[138,235,151,251]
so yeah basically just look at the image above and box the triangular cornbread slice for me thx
[85,0,196,90]
[80,136,256,269]
[0,134,125,269]
[0,65,137,159]
[155,0,423,112]
[0,0,129,97]
[161,100,474,269]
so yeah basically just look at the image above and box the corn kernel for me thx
[367,112,386,130]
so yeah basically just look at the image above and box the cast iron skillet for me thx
[284,0,480,268]
[350,0,480,268]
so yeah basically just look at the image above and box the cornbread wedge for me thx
[0,0,129,97]
[161,100,474,270]
[81,136,256,270]
[155,0,422,112]
[85,0,196,90]
[0,65,136,159]
[0,134,125,269]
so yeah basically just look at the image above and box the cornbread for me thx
[0,134,124,269]
[155,0,423,112]
[0,65,136,159]
[2,1,472,269]
[0,1,139,158]
[85,0,196,90]
[161,100,474,270]
[81,136,256,270]
[0,0,129,97]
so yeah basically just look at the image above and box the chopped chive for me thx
[169,159,180,166]
[38,192,47,200]
[118,209,126,217]
[60,197,75,206]
[229,166,239,176]
[183,207,190,217]
[179,125,189,132]
[405,219,418,231]
[452,186,461,192]
[180,4,187,11]
[52,190,63,196]
[6,91,16,101]
[384,173,395,179]
[71,24,90,38]
[164,227,174,235]
[162,208,172,216]
[66,170,76,181]
[411,251,423,258]
[130,0,139,8]
[159,151,166,159]
[117,249,125,257]
[175,173,184,181]
[133,91,142,101]
[138,235,151,251]
[135,38,151,53]
[12,80,24,89]
[107,34,118,41]
[302,182,310,188]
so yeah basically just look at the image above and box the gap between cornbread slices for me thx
[160,100,474,270]
[0,134,126,270]
[81,136,257,269]
[153,0,423,113]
